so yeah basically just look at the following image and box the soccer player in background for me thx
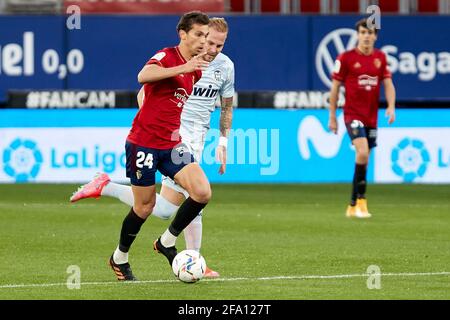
[328,18,396,218]
[71,17,234,279]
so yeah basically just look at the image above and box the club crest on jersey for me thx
[136,170,142,180]
[353,62,361,69]
[214,70,222,81]
[175,146,186,156]
[374,58,381,69]
[351,120,364,136]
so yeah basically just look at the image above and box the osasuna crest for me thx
[351,119,364,136]
[176,146,186,156]
[214,70,221,81]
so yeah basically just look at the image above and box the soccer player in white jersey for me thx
[70,18,234,279]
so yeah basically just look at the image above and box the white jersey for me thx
[180,52,235,130]
[162,53,235,194]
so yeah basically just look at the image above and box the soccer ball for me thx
[172,250,206,283]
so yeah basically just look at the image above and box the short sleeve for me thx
[381,53,392,80]
[220,63,235,98]
[146,50,169,67]
[332,53,348,82]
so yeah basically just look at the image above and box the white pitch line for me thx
[1,271,449,290]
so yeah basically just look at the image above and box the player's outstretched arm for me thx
[328,79,341,134]
[384,78,396,124]
[217,96,233,175]
[138,64,188,84]
[137,53,208,84]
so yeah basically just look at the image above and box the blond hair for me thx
[209,17,228,33]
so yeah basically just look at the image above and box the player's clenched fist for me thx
[183,52,209,72]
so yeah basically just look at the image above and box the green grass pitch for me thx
[0,183,449,300]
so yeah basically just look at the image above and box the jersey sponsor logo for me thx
[316,28,450,87]
[173,88,189,107]
[151,52,166,61]
[374,58,381,69]
[192,85,219,98]
[3,138,43,182]
[358,75,378,91]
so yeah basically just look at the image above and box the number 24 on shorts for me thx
[136,151,154,169]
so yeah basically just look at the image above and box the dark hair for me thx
[355,18,378,34]
[177,11,210,33]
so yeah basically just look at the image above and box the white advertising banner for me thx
[375,128,450,183]
[0,128,129,183]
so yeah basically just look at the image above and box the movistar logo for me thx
[3,138,43,182]
[193,85,219,98]
[298,114,347,160]
[391,138,430,182]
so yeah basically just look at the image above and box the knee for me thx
[356,149,369,164]
[133,200,155,218]
[191,185,211,204]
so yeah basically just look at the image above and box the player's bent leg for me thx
[154,164,211,266]
[161,176,219,277]
[152,193,179,220]
[174,163,211,204]
[131,184,156,219]
[110,185,156,281]
[101,182,134,207]
[70,173,134,207]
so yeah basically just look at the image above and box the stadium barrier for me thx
[1,108,448,184]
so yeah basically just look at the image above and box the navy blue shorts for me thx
[345,120,378,149]
[125,141,195,186]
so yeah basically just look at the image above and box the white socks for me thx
[184,213,203,252]
[153,194,179,220]
[101,183,179,220]
[113,245,129,264]
[101,182,134,207]
[161,229,177,248]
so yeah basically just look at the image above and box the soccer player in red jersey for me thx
[109,11,211,280]
[328,18,396,219]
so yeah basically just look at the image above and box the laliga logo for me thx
[316,28,358,88]
[3,138,43,182]
[391,138,430,182]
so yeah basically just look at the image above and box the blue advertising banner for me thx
[0,16,66,102]
[1,15,450,102]
[311,16,450,100]
[1,109,449,183]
